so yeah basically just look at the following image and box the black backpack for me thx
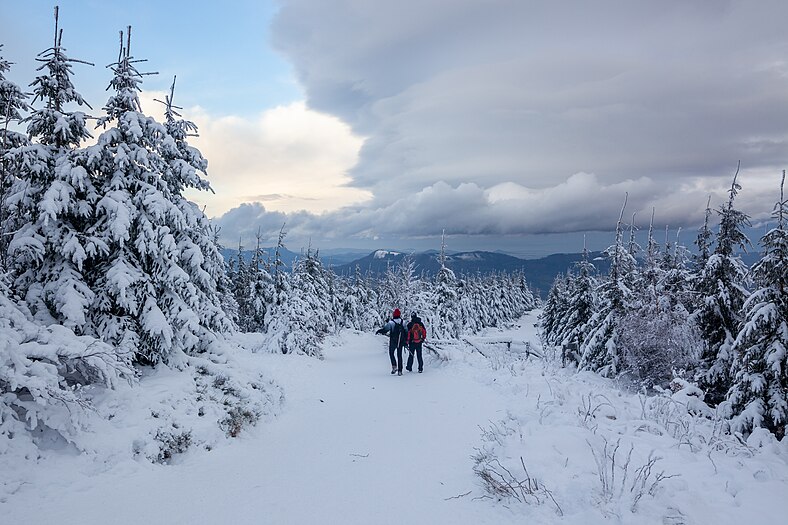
[391,320,406,345]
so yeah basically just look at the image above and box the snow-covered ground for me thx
[2,311,787,524]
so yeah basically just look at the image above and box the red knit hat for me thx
[393,308,401,318]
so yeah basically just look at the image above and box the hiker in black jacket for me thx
[376,308,408,376]
[406,312,427,373]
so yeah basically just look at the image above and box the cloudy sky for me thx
[2,1,787,256]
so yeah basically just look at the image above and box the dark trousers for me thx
[407,343,423,371]
[389,344,404,371]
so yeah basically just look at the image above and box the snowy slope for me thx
[2,312,787,524]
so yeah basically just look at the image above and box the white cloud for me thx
[138,92,369,217]
[214,172,754,248]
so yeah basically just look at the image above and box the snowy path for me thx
[7,315,788,524]
[4,332,515,525]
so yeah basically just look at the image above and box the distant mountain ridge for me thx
[220,247,608,297]
[221,247,761,299]
[332,249,611,297]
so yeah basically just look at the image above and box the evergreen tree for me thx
[85,29,230,365]
[0,43,30,265]
[6,10,97,332]
[695,168,751,404]
[340,265,379,331]
[540,273,568,346]
[694,195,714,271]
[227,239,251,328]
[658,228,695,313]
[431,232,461,339]
[265,246,331,357]
[555,244,597,360]
[729,172,788,437]
[580,196,635,376]
[272,224,288,302]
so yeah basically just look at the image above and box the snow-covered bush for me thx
[0,283,134,456]
[123,346,283,464]
[618,306,702,389]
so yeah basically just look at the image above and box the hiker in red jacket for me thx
[406,312,427,373]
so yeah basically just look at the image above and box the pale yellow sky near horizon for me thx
[139,92,371,218]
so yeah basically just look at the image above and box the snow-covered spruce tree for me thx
[5,14,98,332]
[659,227,696,313]
[637,210,662,307]
[554,245,597,362]
[396,255,419,318]
[85,29,230,365]
[155,75,234,338]
[158,75,233,317]
[579,196,635,376]
[339,265,380,331]
[0,14,133,449]
[226,240,249,326]
[457,275,482,334]
[515,270,538,311]
[540,272,568,346]
[247,231,274,331]
[624,212,642,292]
[264,247,332,357]
[377,257,409,320]
[0,43,30,265]
[429,233,461,339]
[728,172,788,437]
[491,272,514,326]
[271,223,288,302]
[227,231,272,332]
[694,169,751,405]
[693,195,714,272]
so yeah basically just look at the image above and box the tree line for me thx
[226,232,538,358]
[540,172,788,439]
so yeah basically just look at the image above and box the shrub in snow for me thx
[150,429,193,464]
[0,282,134,456]
[617,306,702,389]
[125,349,282,464]
[472,419,563,516]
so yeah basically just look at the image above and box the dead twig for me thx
[444,490,472,500]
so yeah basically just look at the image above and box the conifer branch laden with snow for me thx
[728,171,788,438]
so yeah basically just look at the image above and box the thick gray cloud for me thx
[218,0,788,249]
